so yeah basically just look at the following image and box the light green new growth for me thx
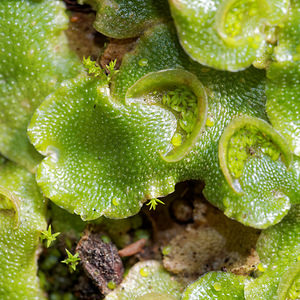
[83,56,119,84]
[106,59,119,83]
[83,56,107,79]
[40,225,60,248]
[162,245,171,256]
[146,198,165,210]
[61,249,81,272]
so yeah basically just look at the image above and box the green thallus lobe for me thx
[28,7,299,228]
[182,271,245,299]
[0,161,47,299]
[219,115,292,193]
[104,261,182,300]
[0,0,299,298]
[278,260,300,300]
[169,0,289,71]
[0,0,82,172]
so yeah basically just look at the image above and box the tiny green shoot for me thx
[106,59,119,82]
[61,249,80,272]
[40,225,60,248]
[83,56,118,84]
[146,198,165,210]
[83,56,106,80]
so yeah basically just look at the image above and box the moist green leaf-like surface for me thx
[115,23,300,227]
[29,23,299,228]
[245,205,300,299]
[111,23,189,102]
[266,0,300,156]
[0,160,47,299]
[267,63,300,156]
[218,115,292,194]
[28,74,182,220]
[278,260,300,300]
[168,0,288,71]
[81,0,170,38]
[0,0,81,172]
[182,271,245,299]
[105,261,182,300]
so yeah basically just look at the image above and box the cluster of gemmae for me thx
[0,0,299,299]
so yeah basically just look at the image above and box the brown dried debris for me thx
[65,12,106,61]
[100,38,137,70]
[192,197,261,256]
[76,231,124,295]
[227,248,260,276]
[163,227,227,282]
[63,0,93,12]
[162,192,261,284]
[170,197,193,223]
[118,238,147,257]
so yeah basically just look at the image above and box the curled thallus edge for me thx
[0,186,20,228]
[125,69,208,162]
[278,260,300,300]
[218,115,293,194]
[215,0,289,47]
[215,0,264,47]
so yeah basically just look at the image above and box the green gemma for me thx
[218,115,292,194]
